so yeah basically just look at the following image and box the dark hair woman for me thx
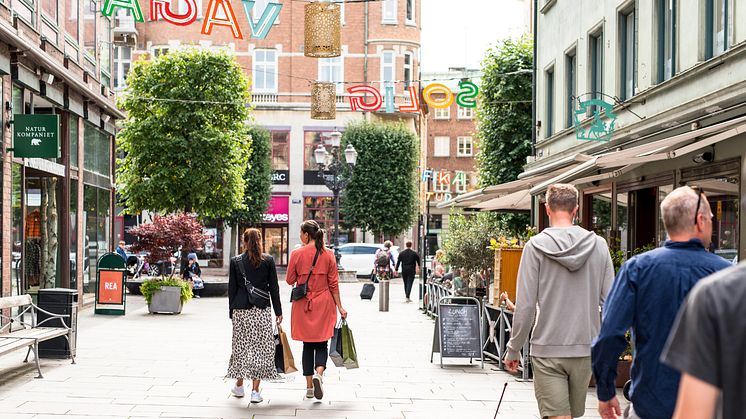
[286,220,347,400]
[226,228,283,404]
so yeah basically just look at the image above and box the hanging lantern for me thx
[304,1,341,58]
[311,82,336,120]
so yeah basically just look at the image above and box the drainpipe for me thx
[531,0,537,157]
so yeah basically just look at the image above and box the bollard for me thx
[379,279,390,311]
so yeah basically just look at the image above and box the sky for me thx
[420,0,526,73]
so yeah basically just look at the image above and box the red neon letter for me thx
[151,0,197,25]
[347,86,382,112]
[398,86,420,113]
[202,0,243,39]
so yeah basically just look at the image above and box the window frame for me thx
[382,0,397,23]
[620,6,636,101]
[113,45,132,90]
[656,0,676,83]
[179,0,203,17]
[457,136,473,157]
[405,0,415,25]
[455,172,468,193]
[270,130,289,170]
[433,136,450,157]
[705,0,732,60]
[253,49,278,93]
[457,105,473,119]
[403,52,413,88]
[545,66,555,138]
[434,106,450,120]
[318,56,344,94]
[380,50,395,99]
[434,180,450,193]
[565,49,577,129]
[589,30,603,115]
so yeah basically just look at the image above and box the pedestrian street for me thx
[0,280,625,418]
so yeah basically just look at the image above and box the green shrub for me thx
[140,277,193,305]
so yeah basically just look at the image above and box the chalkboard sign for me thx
[439,303,481,359]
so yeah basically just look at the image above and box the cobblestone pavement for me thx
[0,279,626,418]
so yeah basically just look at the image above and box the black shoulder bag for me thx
[290,249,320,302]
[235,255,271,309]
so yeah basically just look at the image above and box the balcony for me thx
[114,15,138,36]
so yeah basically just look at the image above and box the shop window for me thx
[11,164,22,300]
[319,56,343,94]
[617,191,629,255]
[656,0,676,83]
[70,115,78,167]
[657,185,673,246]
[253,49,277,93]
[303,197,354,245]
[271,131,289,170]
[70,182,78,289]
[83,123,111,176]
[684,177,739,262]
[589,192,613,242]
[25,177,62,291]
[196,222,223,268]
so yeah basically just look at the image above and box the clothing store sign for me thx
[262,196,289,223]
[12,114,60,158]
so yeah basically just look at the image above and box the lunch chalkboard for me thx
[438,303,481,359]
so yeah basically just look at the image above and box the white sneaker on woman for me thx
[231,385,245,398]
[312,374,324,400]
[250,390,263,403]
[306,388,314,398]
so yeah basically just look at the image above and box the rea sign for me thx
[263,196,289,224]
[98,270,124,304]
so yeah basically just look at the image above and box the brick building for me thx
[115,0,421,271]
[0,0,122,307]
[420,69,480,256]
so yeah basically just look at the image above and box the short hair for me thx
[546,183,579,213]
[383,240,393,248]
[119,241,125,246]
[406,240,413,248]
[661,186,711,236]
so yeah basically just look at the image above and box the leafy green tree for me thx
[441,210,504,276]
[224,125,273,255]
[116,49,252,218]
[341,120,420,239]
[475,36,533,236]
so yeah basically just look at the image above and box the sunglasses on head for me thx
[690,186,704,225]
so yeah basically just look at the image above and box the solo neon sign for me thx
[348,81,478,113]
[103,0,283,40]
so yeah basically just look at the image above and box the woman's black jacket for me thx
[228,253,282,318]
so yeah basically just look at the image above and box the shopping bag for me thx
[329,321,344,367]
[274,327,285,374]
[278,325,298,374]
[341,319,359,369]
[192,276,205,289]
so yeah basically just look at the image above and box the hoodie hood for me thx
[530,226,600,272]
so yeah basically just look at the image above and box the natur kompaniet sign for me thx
[13,114,60,158]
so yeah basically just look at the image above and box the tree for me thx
[223,125,273,256]
[341,120,420,239]
[128,213,206,280]
[116,48,252,218]
[475,36,533,236]
[441,211,504,276]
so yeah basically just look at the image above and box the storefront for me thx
[236,195,290,266]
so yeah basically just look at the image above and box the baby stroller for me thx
[126,255,146,279]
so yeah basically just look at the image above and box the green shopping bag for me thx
[341,319,359,369]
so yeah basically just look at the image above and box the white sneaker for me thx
[306,388,314,398]
[250,390,263,403]
[231,385,245,398]
[312,374,324,400]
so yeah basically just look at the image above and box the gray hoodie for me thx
[506,226,614,360]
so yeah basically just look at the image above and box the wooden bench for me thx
[0,294,76,378]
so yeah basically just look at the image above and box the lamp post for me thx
[315,130,358,269]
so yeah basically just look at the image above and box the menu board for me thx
[439,304,481,358]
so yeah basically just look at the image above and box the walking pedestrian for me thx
[286,220,348,400]
[395,240,420,302]
[226,229,283,404]
[504,183,615,419]
[182,253,203,298]
[374,241,397,281]
[592,186,732,419]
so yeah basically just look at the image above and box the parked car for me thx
[337,243,400,277]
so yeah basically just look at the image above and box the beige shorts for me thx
[531,356,592,419]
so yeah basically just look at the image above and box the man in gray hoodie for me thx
[504,183,615,419]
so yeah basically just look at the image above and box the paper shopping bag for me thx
[274,327,285,374]
[278,325,298,374]
[341,320,359,369]
[329,321,344,367]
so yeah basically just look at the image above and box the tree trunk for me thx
[230,223,238,257]
[41,178,58,289]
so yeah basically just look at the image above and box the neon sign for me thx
[347,81,478,113]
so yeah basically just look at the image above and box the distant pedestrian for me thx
[592,186,731,419]
[661,261,742,419]
[182,253,203,298]
[395,240,420,302]
[504,183,614,419]
[227,229,283,404]
[286,220,347,400]
[374,241,397,281]
[116,241,127,261]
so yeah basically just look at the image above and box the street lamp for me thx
[315,129,357,269]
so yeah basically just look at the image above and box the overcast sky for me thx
[420,0,526,73]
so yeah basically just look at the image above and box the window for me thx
[458,106,473,119]
[434,180,450,193]
[41,0,56,22]
[41,0,58,44]
[179,0,203,17]
[546,67,554,137]
[589,31,603,114]
[153,46,169,58]
[83,123,111,176]
[14,0,34,25]
[381,51,394,99]
[304,197,354,244]
[403,52,413,88]
[304,131,347,170]
[84,0,96,60]
[70,114,78,167]
[66,0,77,41]
[382,0,396,22]
[253,49,277,92]
[434,106,449,119]
[657,0,676,83]
[434,137,449,157]
[319,56,343,94]
[333,0,345,24]
[565,50,576,129]
[706,0,732,59]
[251,0,268,21]
[457,136,473,156]
[100,23,111,84]
[620,7,636,101]
[406,0,414,23]
[270,131,289,170]
[113,46,132,90]
[455,172,468,193]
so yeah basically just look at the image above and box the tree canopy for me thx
[116,48,252,217]
[223,125,273,226]
[341,120,420,238]
[441,211,503,275]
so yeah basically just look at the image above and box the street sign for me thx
[95,252,127,315]
[12,114,60,158]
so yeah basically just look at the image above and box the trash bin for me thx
[37,288,78,359]
[379,280,389,312]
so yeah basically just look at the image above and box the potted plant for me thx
[128,213,206,314]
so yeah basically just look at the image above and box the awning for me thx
[471,189,532,211]
[529,159,600,195]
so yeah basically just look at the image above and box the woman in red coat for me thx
[286,220,347,400]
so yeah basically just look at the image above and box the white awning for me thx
[471,189,532,211]
[529,159,600,195]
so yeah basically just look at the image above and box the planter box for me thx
[589,359,631,388]
[492,248,522,306]
[148,286,183,314]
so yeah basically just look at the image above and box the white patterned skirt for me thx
[226,307,280,380]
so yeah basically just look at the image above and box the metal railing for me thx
[425,281,452,318]
[482,303,532,381]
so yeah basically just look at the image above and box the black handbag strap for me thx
[235,254,269,293]
[300,249,321,286]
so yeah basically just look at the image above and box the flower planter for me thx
[589,359,631,388]
[148,286,183,314]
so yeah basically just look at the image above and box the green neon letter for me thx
[456,81,478,108]
[102,0,144,21]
